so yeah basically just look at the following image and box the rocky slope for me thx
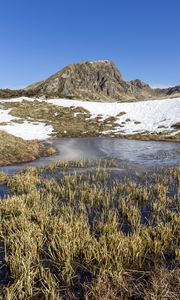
[25,60,163,101]
[162,85,180,97]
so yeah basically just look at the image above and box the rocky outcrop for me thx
[25,60,163,101]
[162,85,180,96]
[130,79,162,99]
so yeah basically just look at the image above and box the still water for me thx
[1,137,180,176]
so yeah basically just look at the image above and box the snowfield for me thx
[0,97,179,139]
[48,97,180,135]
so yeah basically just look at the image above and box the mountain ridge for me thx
[1,60,179,101]
[25,60,162,101]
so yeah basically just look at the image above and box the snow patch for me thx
[0,97,33,103]
[0,121,53,140]
[0,109,16,123]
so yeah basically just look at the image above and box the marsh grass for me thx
[38,158,119,173]
[0,172,8,183]
[0,162,179,299]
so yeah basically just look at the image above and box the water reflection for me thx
[0,137,180,176]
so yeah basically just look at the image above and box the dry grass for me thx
[117,132,180,142]
[0,131,56,167]
[0,162,179,299]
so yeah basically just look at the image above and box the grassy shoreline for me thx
[115,133,180,143]
[48,133,180,143]
[0,131,56,167]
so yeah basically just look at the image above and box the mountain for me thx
[25,60,163,101]
[0,60,179,101]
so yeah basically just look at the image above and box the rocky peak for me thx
[130,79,150,89]
[24,61,165,101]
[26,60,127,100]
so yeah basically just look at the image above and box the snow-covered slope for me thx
[0,97,179,139]
[48,97,180,135]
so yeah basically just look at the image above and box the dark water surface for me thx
[0,138,180,176]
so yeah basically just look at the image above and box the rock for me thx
[25,61,162,101]
[162,85,180,96]
[172,122,180,129]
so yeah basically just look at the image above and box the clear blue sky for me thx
[0,0,180,89]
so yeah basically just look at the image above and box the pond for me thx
[0,137,180,176]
